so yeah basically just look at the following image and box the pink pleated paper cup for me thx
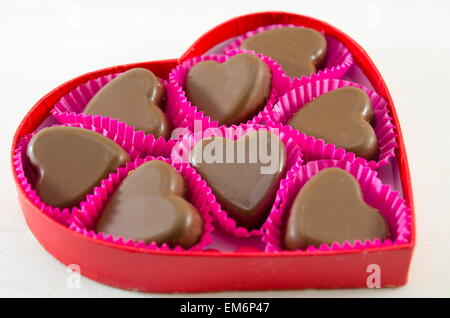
[69,156,214,252]
[12,119,166,226]
[50,72,174,140]
[170,124,303,238]
[52,73,120,114]
[262,159,412,253]
[262,78,397,168]
[223,24,353,82]
[166,50,292,132]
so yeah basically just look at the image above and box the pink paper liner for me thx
[12,121,176,225]
[50,72,173,139]
[261,78,397,168]
[52,73,120,114]
[262,159,412,252]
[69,156,214,252]
[223,24,354,82]
[171,124,303,238]
[166,50,292,132]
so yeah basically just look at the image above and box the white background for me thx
[1,0,449,298]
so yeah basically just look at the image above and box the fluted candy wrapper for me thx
[262,159,411,252]
[171,124,303,238]
[166,50,292,132]
[12,121,176,225]
[70,156,214,252]
[261,78,397,168]
[51,72,174,140]
[223,24,353,82]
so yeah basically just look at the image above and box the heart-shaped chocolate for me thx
[284,168,390,250]
[190,130,286,230]
[240,27,327,78]
[27,126,130,208]
[185,53,271,126]
[287,86,378,160]
[83,68,171,139]
[95,160,203,248]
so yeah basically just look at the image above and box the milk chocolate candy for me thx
[190,130,286,230]
[185,53,271,126]
[95,160,203,248]
[284,168,390,250]
[83,68,171,139]
[287,86,378,160]
[240,27,327,78]
[27,126,130,208]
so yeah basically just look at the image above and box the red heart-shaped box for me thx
[11,12,415,292]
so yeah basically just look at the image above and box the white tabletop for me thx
[1,0,449,298]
